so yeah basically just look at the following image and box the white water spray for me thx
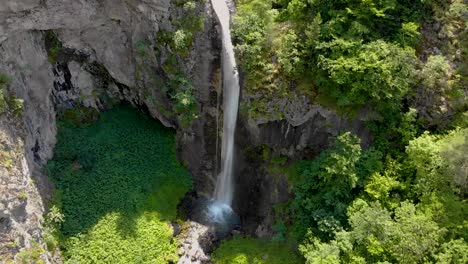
[212,0,240,207]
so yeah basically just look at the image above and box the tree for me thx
[292,132,362,239]
[300,199,445,263]
[316,40,416,106]
[406,128,468,239]
[434,239,468,264]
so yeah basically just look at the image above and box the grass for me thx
[46,105,192,263]
[212,236,303,264]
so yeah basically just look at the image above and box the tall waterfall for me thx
[212,0,240,207]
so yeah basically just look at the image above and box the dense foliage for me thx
[229,0,468,262]
[233,0,466,119]
[46,106,192,263]
[212,236,302,264]
[292,133,382,241]
[290,128,468,263]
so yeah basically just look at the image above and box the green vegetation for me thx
[233,0,466,120]
[0,73,23,118]
[16,241,46,264]
[288,128,468,263]
[212,236,303,264]
[291,133,382,241]
[229,1,467,260]
[46,105,192,263]
[45,31,63,63]
[142,0,205,127]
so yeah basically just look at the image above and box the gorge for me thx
[1,0,467,263]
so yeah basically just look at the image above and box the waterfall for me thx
[212,0,240,207]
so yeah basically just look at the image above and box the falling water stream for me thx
[205,0,240,226]
[177,3,240,262]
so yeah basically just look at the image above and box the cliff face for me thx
[0,0,371,261]
[0,0,219,261]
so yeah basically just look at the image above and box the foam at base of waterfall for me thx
[200,200,240,237]
[205,201,234,224]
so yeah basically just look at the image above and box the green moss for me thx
[212,236,303,264]
[46,105,192,263]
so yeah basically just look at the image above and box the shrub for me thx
[291,133,361,240]
[317,40,417,107]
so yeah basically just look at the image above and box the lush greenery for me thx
[212,236,303,264]
[233,0,467,119]
[228,0,468,263]
[45,105,192,263]
[291,132,382,241]
[292,128,468,263]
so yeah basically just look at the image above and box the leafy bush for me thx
[173,88,198,127]
[419,55,453,92]
[46,105,192,263]
[317,40,417,107]
[173,29,191,52]
[300,200,444,264]
[291,132,382,240]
